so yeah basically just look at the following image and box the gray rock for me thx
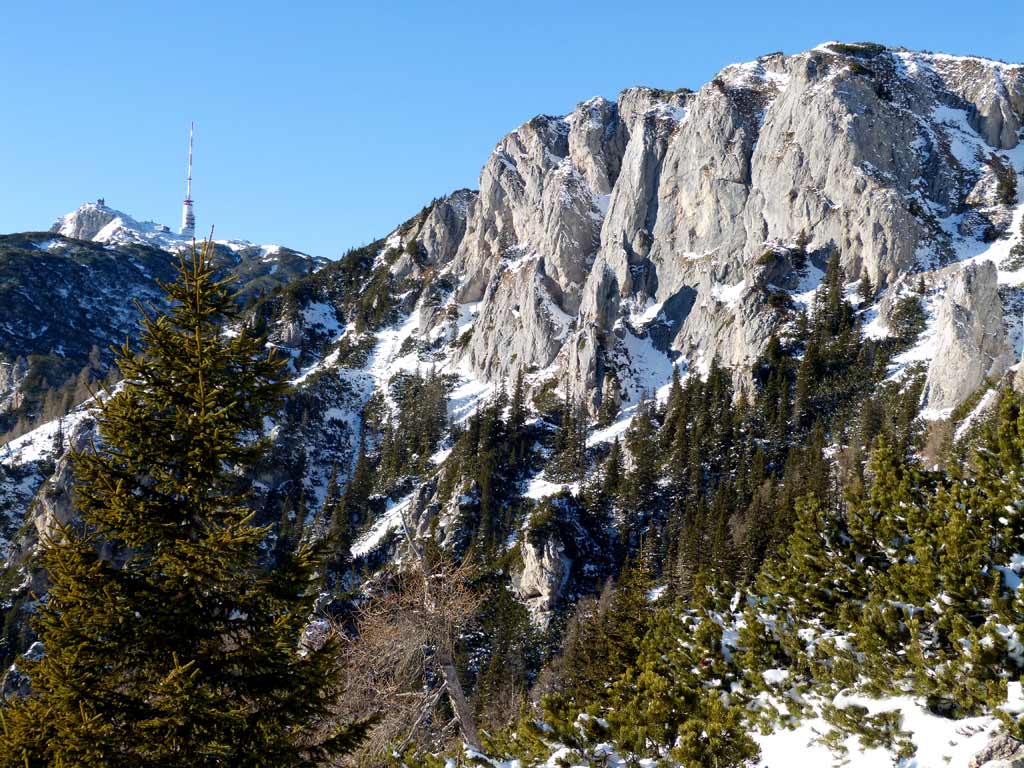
[920,54,1024,150]
[511,534,571,621]
[925,261,1011,412]
[32,417,96,546]
[0,356,28,413]
[51,201,119,240]
[417,189,475,268]
[461,255,573,385]
[970,733,1024,768]
[450,44,1022,416]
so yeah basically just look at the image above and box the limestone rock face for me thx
[0,357,28,413]
[386,189,477,284]
[925,261,1011,412]
[461,256,574,385]
[511,534,571,619]
[970,733,1024,768]
[32,418,96,545]
[449,99,627,379]
[924,56,1024,150]
[567,96,626,197]
[443,43,1024,416]
[416,189,475,268]
[51,202,120,241]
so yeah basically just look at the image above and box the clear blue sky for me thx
[1,0,1020,257]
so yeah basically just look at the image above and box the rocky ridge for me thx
[442,44,1024,422]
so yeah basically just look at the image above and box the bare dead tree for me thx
[398,488,483,754]
[330,486,483,765]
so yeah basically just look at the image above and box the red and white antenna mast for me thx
[180,121,196,238]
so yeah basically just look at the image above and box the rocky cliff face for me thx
[10,43,1020,446]
[925,261,1012,412]
[428,44,1024,418]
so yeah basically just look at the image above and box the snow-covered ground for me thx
[523,474,578,501]
[350,491,414,558]
[954,387,999,442]
[754,695,999,768]
[455,693,1002,768]
[0,407,91,468]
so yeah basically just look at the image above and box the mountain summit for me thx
[51,199,182,247]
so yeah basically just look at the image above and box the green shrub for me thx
[890,294,927,343]
[997,171,1018,206]
[828,42,887,57]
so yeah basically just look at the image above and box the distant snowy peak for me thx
[52,200,194,250]
[53,201,140,240]
[51,201,323,263]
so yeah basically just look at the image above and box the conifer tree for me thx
[317,462,341,534]
[508,370,527,461]
[858,267,874,306]
[844,437,929,602]
[660,365,685,452]
[337,431,374,532]
[597,370,622,427]
[759,494,845,621]
[551,395,587,482]
[0,242,369,767]
[541,558,655,726]
[792,340,818,431]
[622,395,659,531]
[601,437,624,503]
[735,601,787,690]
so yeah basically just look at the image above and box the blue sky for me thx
[1,1,1020,257]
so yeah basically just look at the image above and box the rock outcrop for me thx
[51,201,120,241]
[925,261,1012,413]
[32,417,96,546]
[511,534,571,619]
[971,733,1024,768]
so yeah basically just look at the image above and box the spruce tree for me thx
[858,267,874,305]
[601,438,624,503]
[551,395,586,482]
[660,365,685,453]
[508,370,527,462]
[597,371,621,427]
[0,242,369,767]
[622,396,659,527]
